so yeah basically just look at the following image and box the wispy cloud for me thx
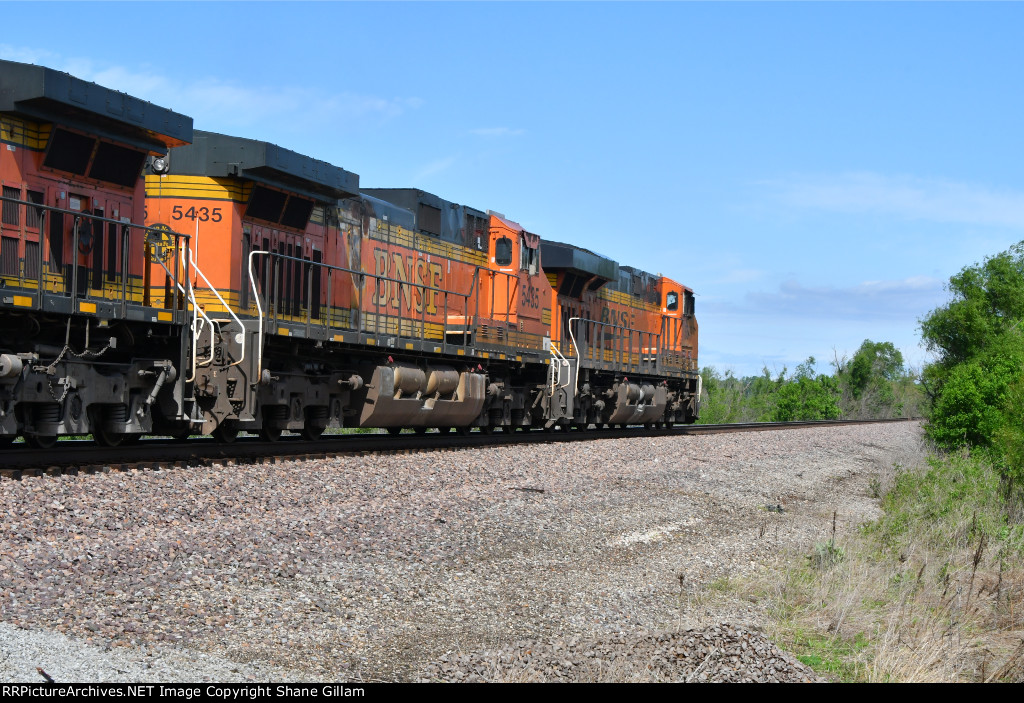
[714,268,764,285]
[470,127,525,138]
[706,275,946,322]
[764,172,1024,229]
[411,156,458,183]
[0,46,422,135]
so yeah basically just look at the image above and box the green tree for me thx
[771,358,841,422]
[920,241,1024,464]
[920,242,1024,377]
[836,340,909,418]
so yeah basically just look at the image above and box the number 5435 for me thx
[172,205,223,222]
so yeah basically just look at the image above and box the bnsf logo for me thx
[600,307,634,328]
[371,248,444,314]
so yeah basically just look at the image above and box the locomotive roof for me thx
[361,187,487,245]
[357,193,417,231]
[539,240,619,283]
[171,131,359,202]
[0,59,192,152]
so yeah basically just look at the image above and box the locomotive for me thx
[0,59,700,447]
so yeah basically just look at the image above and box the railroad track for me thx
[0,417,916,479]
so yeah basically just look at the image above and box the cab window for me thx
[520,237,539,275]
[666,291,679,311]
[495,236,513,266]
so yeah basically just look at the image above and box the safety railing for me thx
[559,317,667,376]
[247,249,515,377]
[0,191,191,325]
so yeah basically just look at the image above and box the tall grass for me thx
[756,449,1024,682]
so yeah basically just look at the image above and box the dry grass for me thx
[723,445,1024,682]
[475,436,1024,683]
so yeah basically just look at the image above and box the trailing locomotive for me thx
[0,60,699,446]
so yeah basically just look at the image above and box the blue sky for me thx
[4,2,1023,377]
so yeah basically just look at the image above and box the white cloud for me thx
[0,46,422,137]
[705,275,946,322]
[764,172,1024,230]
[411,156,458,183]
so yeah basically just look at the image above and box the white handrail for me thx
[548,339,570,396]
[157,255,217,382]
[186,242,246,368]
[248,249,269,381]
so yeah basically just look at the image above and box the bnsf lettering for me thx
[600,307,634,328]
[371,247,443,314]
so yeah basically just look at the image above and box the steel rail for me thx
[0,418,918,479]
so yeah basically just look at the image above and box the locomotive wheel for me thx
[456,426,470,436]
[167,425,191,443]
[0,435,15,447]
[438,427,452,434]
[301,424,325,441]
[93,427,127,447]
[413,426,427,435]
[481,425,494,435]
[212,423,239,443]
[25,433,58,449]
[387,427,402,436]
[259,427,283,442]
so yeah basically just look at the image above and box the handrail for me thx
[548,341,571,397]
[557,315,673,374]
[154,253,216,381]
[0,193,191,314]
[248,249,268,381]
[186,235,246,369]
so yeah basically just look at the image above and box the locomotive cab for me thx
[473,213,553,352]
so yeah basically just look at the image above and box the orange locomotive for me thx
[0,59,193,447]
[0,60,699,446]
[142,130,699,439]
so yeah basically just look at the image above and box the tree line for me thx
[699,238,1024,499]
[698,339,925,425]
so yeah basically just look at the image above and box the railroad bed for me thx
[0,420,925,682]
[0,418,913,478]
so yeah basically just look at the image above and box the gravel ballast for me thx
[0,422,924,682]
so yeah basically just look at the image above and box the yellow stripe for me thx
[145,175,251,202]
[368,220,489,267]
[0,116,49,150]
[597,287,660,312]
